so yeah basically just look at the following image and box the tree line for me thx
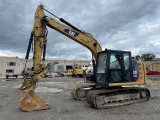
[132,53,156,61]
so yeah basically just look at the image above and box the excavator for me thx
[66,64,91,77]
[20,5,150,111]
[72,64,85,77]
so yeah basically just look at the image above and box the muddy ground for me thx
[0,76,160,120]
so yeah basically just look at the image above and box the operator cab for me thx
[96,49,139,87]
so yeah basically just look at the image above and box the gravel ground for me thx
[0,76,160,120]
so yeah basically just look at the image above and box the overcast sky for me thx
[0,0,160,60]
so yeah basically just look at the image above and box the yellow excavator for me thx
[72,64,84,77]
[66,64,83,77]
[20,5,150,111]
[67,64,91,77]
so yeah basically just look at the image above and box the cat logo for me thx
[63,29,79,37]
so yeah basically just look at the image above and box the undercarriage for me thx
[71,85,150,108]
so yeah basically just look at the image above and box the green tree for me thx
[135,55,141,60]
[132,55,141,60]
[141,53,156,61]
[132,53,156,61]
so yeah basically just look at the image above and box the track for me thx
[86,87,150,109]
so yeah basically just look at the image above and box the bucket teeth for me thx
[20,90,50,111]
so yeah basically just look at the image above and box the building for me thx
[20,59,90,73]
[144,58,160,72]
[0,56,23,76]
[0,56,90,76]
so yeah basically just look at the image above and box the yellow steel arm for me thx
[39,5,102,59]
[21,5,51,90]
[44,17,102,59]
[20,5,58,111]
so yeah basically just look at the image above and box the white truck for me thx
[5,73,22,79]
[0,56,23,79]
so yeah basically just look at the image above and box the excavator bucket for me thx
[20,90,50,111]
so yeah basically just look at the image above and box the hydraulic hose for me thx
[25,32,33,59]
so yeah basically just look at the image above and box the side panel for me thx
[136,60,147,83]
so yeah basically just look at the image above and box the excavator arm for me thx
[42,6,102,59]
[20,5,102,111]
[42,16,102,59]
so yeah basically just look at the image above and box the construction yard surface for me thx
[0,76,160,120]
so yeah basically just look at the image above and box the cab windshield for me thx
[97,53,107,73]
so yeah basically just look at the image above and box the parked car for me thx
[55,73,65,77]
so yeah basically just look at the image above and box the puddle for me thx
[38,81,62,86]
[35,86,63,93]
[1,80,6,82]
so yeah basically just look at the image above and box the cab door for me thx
[108,53,123,82]
[106,50,131,84]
